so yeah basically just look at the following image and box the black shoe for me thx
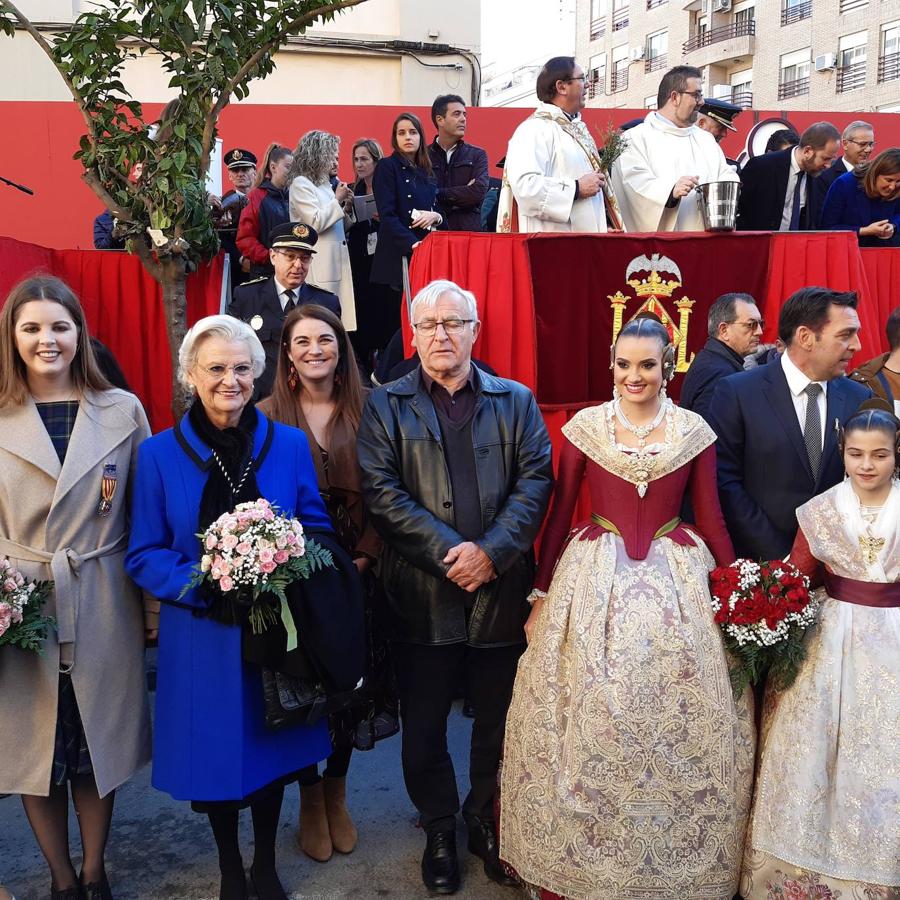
[421,829,460,894]
[50,888,80,900]
[80,871,112,900]
[248,863,286,900]
[465,816,518,887]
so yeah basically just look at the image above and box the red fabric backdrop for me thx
[408,231,890,527]
[0,237,224,431]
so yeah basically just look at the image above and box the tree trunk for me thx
[159,259,189,421]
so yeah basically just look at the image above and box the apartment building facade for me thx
[576,0,900,112]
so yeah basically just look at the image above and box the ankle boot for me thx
[323,776,358,854]
[297,781,332,862]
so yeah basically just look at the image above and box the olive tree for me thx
[0,0,366,414]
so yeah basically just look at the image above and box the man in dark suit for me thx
[708,286,870,560]
[819,119,876,192]
[737,122,841,232]
[228,221,340,398]
[680,292,763,422]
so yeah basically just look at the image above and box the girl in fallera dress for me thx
[741,405,900,900]
[500,317,754,900]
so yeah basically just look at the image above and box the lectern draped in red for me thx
[0,236,223,431]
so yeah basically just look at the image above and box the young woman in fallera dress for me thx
[741,404,900,900]
[500,317,754,900]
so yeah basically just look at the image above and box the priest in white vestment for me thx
[611,66,738,233]
[500,57,607,233]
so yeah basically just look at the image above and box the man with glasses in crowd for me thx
[227,221,340,397]
[820,120,877,191]
[500,56,608,233]
[611,65,738,232]
[680,292,765,423]
[357,280,552,895]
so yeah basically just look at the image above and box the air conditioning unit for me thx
[815,53,837,71]
[629,46,646,61]
[712,84,734,99]
[713,0,732,11]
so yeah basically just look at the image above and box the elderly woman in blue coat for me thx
[125,315,332,900]
[371,111,445,293]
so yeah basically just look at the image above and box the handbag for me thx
[260,667,330,730]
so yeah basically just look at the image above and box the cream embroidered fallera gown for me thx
[500,404,754,900]
[741,480,900,900]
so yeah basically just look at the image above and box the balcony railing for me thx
[647,0,667,8]
[836,60,867,92]
[588,71,606,99]
[878,52,900,82]
[590,16,606,40]
[683,20,755,53]
[839,0,868,12]
[781,0,812,25]
[778,76,809,99]
[730,89,753,107]
[612,7,629,30]
[611,69,629,93]
[645,53,667,72]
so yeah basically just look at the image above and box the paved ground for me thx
[0,703,518,900]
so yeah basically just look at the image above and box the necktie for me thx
[789,171,805,231]
[803,382,823,478]
[283,290,296,312]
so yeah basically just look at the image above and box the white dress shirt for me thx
[779,147,808,231]
[273,277,297,312]
[781,351,827,450]
[842,156,854,173]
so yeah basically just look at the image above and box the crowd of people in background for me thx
[5,54,897,900]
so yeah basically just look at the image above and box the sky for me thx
[481,0,576,73]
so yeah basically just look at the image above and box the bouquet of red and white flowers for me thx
[182,498,334,644]
[0,557,54,653]
[709,558,820,697]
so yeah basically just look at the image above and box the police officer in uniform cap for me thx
[227,221,341,398]
[217,148,258,292]
[696,98,742,168]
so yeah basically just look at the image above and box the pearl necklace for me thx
[613,396,667,449]
[210,449,254,499]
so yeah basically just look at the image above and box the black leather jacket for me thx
[357,366,553,647]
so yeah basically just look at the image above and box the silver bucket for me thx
[695,180,741,232]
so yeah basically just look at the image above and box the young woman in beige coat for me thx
[0,276,153,900]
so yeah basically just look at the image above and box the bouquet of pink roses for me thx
[182,498,333,645]
[0,556,54,653]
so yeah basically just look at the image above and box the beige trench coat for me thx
[0,388,151,797]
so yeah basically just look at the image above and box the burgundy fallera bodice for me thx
[535,438,735,592]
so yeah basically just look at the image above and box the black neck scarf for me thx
[189,399,263,624]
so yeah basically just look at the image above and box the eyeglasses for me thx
[273,249,311,264]
[199,363,255,379]
[566,75,587,82]
[412,318,474,336]
[732,319,765,332]
[679,90,704,101]
[846,139,876,150]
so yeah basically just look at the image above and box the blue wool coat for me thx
[821,171,900,247]
[125,409,332,802]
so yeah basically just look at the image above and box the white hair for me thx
[409,280,479,327]
[843,120,874,140]
[178,314,266,390]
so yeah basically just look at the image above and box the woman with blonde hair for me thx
[288,131,357,332]
[0,275,153,900]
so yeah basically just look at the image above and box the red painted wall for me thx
[2,101,899,250]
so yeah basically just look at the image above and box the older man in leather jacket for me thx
[358,280,552,895]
